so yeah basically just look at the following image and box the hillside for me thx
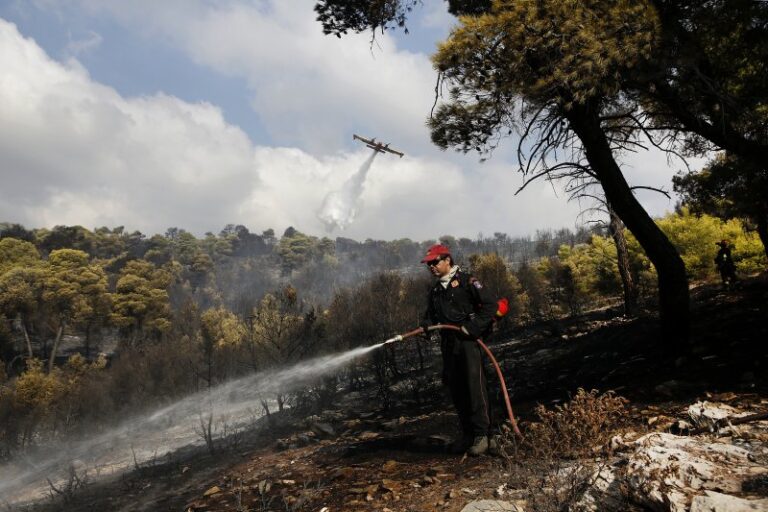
[18,274,768,512]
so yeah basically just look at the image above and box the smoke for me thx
[0,342,385,505]
[317,150,378,231]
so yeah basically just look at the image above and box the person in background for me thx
[714,240,738,288]
[420,244,497,455]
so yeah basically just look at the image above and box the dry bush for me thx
[46,463,89,504]
[507,388,628,461]
[498,389,631,512]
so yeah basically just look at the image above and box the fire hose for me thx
[383,324,522,436]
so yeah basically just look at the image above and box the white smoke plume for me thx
[317,150,378,231]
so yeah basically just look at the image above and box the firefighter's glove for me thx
[420,322,432,337]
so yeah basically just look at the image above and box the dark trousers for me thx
[441,336,491,437]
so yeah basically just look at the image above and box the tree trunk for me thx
[756,213,768,260]
[608,204,637,316]
[567,104,690,346]
[49,323,64,373]
[21,318,33,359]
[84,324,91,359]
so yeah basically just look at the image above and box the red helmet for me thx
[421,244,451,263]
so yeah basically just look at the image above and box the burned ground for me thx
[16,275,768,512]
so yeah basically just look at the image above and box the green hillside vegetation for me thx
[0,212,765,459]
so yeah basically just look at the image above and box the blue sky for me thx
[0,0,690,240]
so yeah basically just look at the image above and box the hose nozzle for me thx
[383,335,403,345]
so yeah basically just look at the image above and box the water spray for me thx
[382,324,521,436]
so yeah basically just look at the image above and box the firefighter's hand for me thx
[420,322,431,336]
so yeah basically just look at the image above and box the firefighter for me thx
[420,244,497,455]
[714,240,738,287]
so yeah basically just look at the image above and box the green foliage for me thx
[656,208,767,279]
[515,261,549,321]
[110,260,173,343]
[315,0,420,36]
[277,229,317,275]
[42,250,109,324]
[646,1,768,159]
[201,307,246,349]
[430,0,660,151]
[673,154,767,222]
[0,238,41,275]
[673,154,768,258]
[0,267,43,323]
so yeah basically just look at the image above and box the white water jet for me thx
[0,342,386,505]
[317,150,378,231]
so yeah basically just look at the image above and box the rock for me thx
[460,499,524,512]
[689,491,768,512]
[358,431,380,440]
[311,422,336,437]
[576,462,625,511]
[296,433,314,445]
[626,433,763,511]
[381,479,400,493]
[706,392,738,402]
[203,485,221,497]
[381,416,407,431]
[343,419,362,429]
[687,401,742,430]
[578,431,768,511]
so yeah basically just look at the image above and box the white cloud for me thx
[1,3,698,243]
[0,18,258,234]
[64,0,439,155]
[0,17,585,240]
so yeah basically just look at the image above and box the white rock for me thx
[687,401,744,431]
[689,490,768,512]
[625,433,762,512]
[460,499,524,512]
[577,432,767,512]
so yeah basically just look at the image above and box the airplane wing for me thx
[353,134,404,158]
[353,134,375,145]
[381,146,404,158]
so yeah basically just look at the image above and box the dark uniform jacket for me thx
[425,269,497,340]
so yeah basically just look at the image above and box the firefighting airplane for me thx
[353,134,404,158]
